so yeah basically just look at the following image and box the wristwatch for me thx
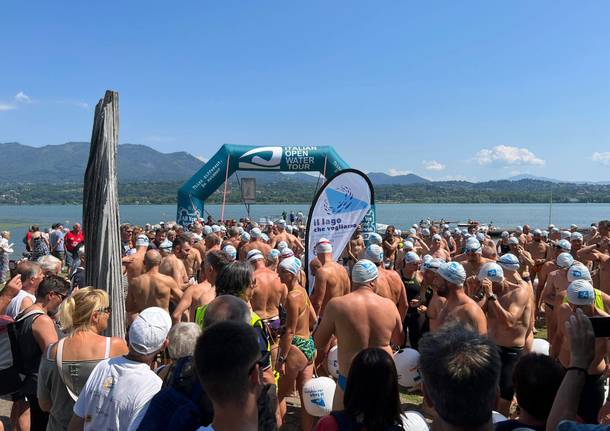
[487,293,498,301]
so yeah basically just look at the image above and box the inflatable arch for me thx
[176,144,350,226]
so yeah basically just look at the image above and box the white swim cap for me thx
[203,225,213,236]
[364,244,384,263]
[222,245,237,261]
[396,229,402,236]
[246,249,264,263]
[491,411,507,424]
[557,239,572,251]
[403,240,414,250]
[422,257,443,273]
[191,233,203,243]
[566,279,595,306]
[422,228,430,237]
[533,229,542,236]
[541,230,549,238]
[238,226,244,234]
[302,377,335,417]
[159,239,173,251]
[432,234,442,241]
[220,225,227,232]
[352,259,379,284]
[279,256,302,275]
[286,225,294,234]
[556,252,574,269]
[508,237,519,246]
[516,226,523,233]
[260,233,269,243]
[571,224,578,229]
[240,232,251,242]
[250,228,262,239]
[551,227,560,233]
[477,262,504,283]
[498,253,520,272]
[501,231,510,239]
[548,224,556,230]
[401,411,429,431]
[438,262,467,285]
[315,238,333,254]
[476,232,485,242]
[394,348,421,390]
[326,345,339,379]
[567,263,592,282]
[267,249,280,260]
[135,234,150,247]
[571,232,584,242]
[280,248,294,259]
[560,231,571,240]
[531,338,550,356]
[369,233,383,245]
[409,228,417,236]
[211,225,221,233]
[277,241,288,251]
[465,238,482,253]
[404,251,421,265]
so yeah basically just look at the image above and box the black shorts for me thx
[577,373,606,423]
[499,345,524,401]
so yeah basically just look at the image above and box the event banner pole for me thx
[220,154,231,221]
[304,169,375,292]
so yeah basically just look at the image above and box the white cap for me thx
[222,245,237,261]
[211,225,221,233]
[404,251,421,264]
[280,248,294,259]
[571,224,578,229]
[566,279,595,306]
[533,229,542,236]
[560,231,571,240]
[401,411,429,430]
[250,228,262,239]
[567,263,592,282]
[498,253,520,272]
[571,232,584,242]
[277,240,288,251]
[135,234,150,247]
[422,257,443,273]
[556,252,574,269]
[438,262,467,285]
[279,256,302,275]
[557,239,572,251]
[432,234,442,241]
[501,231,510,238]
[364,244,384,263]
[159,239,173,251]
[403,240,414,250]
[368,233,382,245]
[128,307,172,355]
[352,259,379,284]
[477,262,504,283]
[516,226,523,233]
[203,225,213,236]
[508,237,519,246]
[240,232,251,242]
[476,232,485,242]
[422,228,430,237]
[315,238,333,254]
[465,238,482,253]
[246,249,264,262]
[409,228,417,235]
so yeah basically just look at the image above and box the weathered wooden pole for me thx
[83,90,125,338]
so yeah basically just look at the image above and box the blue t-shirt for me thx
[49,230,65,252]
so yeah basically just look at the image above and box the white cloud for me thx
[592,152,610,166]
[422,160,445,171]
[441,174,478,182]
[0,103,15,111]
[14,91,31,103]
[388,168,411,176]
[475,145,545,166]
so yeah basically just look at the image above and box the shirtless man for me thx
[382,226,399,269]
[345,227,365,272]
[508,237,535,283]
[429,234,451,261]
[171,250,230,323]
[183,236,203,281]
[160,235,190,290]
[363,245,407,320]
[578,236,610,295]
[435,261,487,335]
[314,259,402,409]
[247,249,287,351]
[461,238,493,278]
[123,234,150,281]
[310,239,350,317]
[126,250,178,323]
[536,239,570,315]
[271,220,304,256]
[224,226,241,249]
[478,261,532,415]
[420,258,447,332]
[553,280,609,424]
[240,228,272,261]
[540,252,574,344]
[526,229,550,283]
[197,233,221,281]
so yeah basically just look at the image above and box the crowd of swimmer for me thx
[2,217,610,430]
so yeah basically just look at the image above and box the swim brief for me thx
[263,316,281,341]
[292,335,315,362]
[498,345,524,401]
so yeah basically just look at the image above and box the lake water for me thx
[1,203,608,256]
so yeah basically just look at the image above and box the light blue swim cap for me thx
[438,262,467,285]
[352,259,379,284]
[364,244,384,263]
[498,253,520,272]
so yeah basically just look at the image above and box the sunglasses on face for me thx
[53,291,68,301]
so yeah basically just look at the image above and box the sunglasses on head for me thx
[96,306,112,314]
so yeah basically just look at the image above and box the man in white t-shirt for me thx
[5,261,43,318]
[195,321,263,431]
[67,307,172,431]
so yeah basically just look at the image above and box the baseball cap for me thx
[128,307,172,355]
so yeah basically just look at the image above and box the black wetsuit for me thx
[400,271,424,350]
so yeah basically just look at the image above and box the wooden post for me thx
[83,90,126,338]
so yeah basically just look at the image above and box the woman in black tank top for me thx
[399,256,426,350]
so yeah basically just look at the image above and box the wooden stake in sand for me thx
[83,90,125,338]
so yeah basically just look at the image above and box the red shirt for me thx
[64,231,84,252]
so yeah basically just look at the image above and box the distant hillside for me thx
[367,172,430,185]
[508,174,562,183]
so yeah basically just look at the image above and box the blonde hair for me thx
[59,287,109,332]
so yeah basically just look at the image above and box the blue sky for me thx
[2,1,610,182]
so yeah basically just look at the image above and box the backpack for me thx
[0,309,45,396]
[330,411,404,431]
